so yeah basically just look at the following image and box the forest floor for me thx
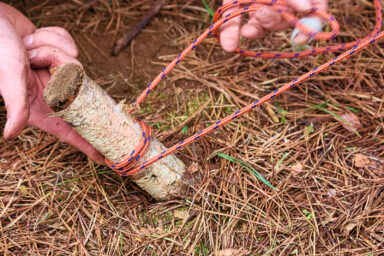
[0,0,383,255]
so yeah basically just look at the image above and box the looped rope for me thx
[105,0,383,176]
[105,118,151,176]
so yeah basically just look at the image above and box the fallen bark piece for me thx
[44,63,190,200]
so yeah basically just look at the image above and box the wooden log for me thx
[44,63,190,200]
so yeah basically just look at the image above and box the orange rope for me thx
[105,0,383,176]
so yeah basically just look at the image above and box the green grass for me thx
[276,107,288,123]
[194,241,210,256]
[182,125,188,134]
[201,0,214,18]
[302,209,314,220]
[216,152,277,190]
[150,234,174,243]
[275,152,289,171]
[311,101,360,136]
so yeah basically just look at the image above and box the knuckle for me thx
[39,27,78,57]
[51,26,74,41]
[53,26,70,35]
[71,44,79,58]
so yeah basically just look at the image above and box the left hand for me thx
[0,3,104,164]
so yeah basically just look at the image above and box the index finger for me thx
[219,0,241,52]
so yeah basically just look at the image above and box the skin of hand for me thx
[0,3,104,164]
[220,0,328,52]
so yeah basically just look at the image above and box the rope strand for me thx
[105,0,383,176]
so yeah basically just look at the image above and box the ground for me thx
[0,0,383,255]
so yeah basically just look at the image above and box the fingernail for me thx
[23,34,34,47]
[28,49,37,59]
[3,117,12,138]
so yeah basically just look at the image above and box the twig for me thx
[111,0,167,55]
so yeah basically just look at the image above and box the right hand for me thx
[220,0,328,52]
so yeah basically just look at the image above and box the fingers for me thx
[1,75,30,139]
[292,16,323,45]
[27,46,81,70]
[0,17,30,139]
[240,13,265,39]
[240,6,290,40]
[54,121,105,164]
[286,0,312,13]
[23,27,78,58]
[41,118,105,164]
[27,97,105,164]
[220,0,329,48]
[257,6,291,31]
[290,0,328,45]
[240,20,265,40]
[220,0,241,52]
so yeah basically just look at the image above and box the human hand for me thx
[220,0,328,52]
[0,3,104,164]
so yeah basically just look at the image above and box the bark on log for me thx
[44,63,190,200]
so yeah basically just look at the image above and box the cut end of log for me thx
[44,63,84,112]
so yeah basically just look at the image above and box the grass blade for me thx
[311,102,361,137]
[216,152,277,190]
[201,0,214,18]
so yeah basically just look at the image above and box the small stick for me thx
[44,63,192,200]
[111,0,167,56]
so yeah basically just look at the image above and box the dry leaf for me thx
[291,163,303,177]
[174,209,188,220]
[354,154,370,168]
[341,113,361,132]
[218,248,250,256]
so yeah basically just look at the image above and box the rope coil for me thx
[105,0,383,176]
[105,119,151,175]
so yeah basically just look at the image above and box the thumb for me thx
[39,115,105,164]
[28,99,105,164]
[0,17,30,139]
[1,76,30,139]
[220,0,241,52]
